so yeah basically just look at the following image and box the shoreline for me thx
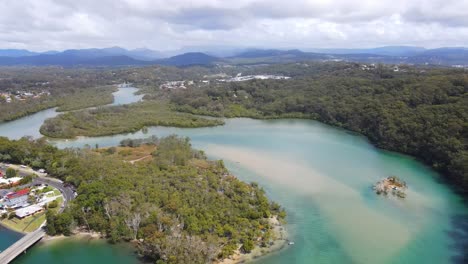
[41,230,103,244]
[0,221,27,235]
[40,218,288,264]
[216,216,289,264]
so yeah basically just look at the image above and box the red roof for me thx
[6,188,30,199]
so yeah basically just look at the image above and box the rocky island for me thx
[373,176,407,198]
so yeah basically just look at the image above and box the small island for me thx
[373,176,407,198]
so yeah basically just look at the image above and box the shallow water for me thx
[1,97,467,263]
[52,118,468,264]
[13,238,140,264]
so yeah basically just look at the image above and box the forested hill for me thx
[168,64,468,192]
[0,136,285,263]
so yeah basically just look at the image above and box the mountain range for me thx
[0,46,467,67]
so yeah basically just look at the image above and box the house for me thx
[0,177,22,187]
[3,188,30,207]
[0,170,3,178]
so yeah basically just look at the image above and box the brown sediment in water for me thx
[204,144,412,264]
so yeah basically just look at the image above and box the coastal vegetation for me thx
[0,86,117,122]
[166,64,468,193]
[0,67,122,122]
[40,101,224,138]
[0,136,285,263]
[54,86,116,112]
[2,62,466,194]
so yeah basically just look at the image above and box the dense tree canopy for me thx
[0,136,285,264]
[168,64,468,192]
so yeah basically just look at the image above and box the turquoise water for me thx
[1,89,467,263]
[13,238,140,264]
[0,226,22,253]
[51,118,468,264]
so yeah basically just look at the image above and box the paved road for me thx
[2,164,76,211]
[0,165,76,263]
[0,229,45,263]
[33,177,75,212]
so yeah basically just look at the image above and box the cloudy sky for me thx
[0,0,467,51]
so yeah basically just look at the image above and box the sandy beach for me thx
[216,216,289,264]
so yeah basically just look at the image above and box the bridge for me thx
[0,228,45,263]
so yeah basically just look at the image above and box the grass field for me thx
[1,212,46,233]
[1,187,64,233]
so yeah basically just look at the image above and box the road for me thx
[3,164,76,211]
[33,177,75,212]
[0,165,75,263]
[0,229,45,263]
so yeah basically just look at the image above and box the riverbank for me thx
[217,216,288,264]
[0,220,27,235]
[42,229,103,244]
[40,101,225,139]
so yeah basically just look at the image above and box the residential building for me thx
[3,188,29,207]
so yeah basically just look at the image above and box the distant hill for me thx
[129,48,165,60]
[1,46,468,67]
[0,53,149,66]
[59,47,163,60]
[0,49,39,57]
[229,47,468,65]
[234,49,307,58]
[230,49,331,64]
[308,46,426,57]
[0,46,164,66]
[156,52,221,66]
[407,47,468,65]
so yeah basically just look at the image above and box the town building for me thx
[15,205,44,219]
[3,188,29,208]
[0,177,22,187]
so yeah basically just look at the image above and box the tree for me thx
[48,199,59,208]
[5,168,17,178]
[46,210,57,236]
[241,239,254,253]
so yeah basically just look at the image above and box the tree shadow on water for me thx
[448,214,468,264]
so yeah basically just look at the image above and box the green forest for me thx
[0,68,121,122]
[0,136,285,264]
[40,101,224,138]
[167,64,468,192]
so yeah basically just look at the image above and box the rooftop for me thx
[15,204,43,218]
[6,188,30,199]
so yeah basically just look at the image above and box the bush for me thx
[106,147,117,155]
[241,239,255,253]
[5,168,17,178]
[48,200,59,208]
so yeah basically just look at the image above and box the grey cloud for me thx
[160,7,246,30]
[1,0,468,51]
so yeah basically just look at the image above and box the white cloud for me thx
[0,0,467,51]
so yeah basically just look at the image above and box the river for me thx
[1,88,468,263]
[0,87,143,140]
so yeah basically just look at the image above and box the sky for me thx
[0,0,467,51]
